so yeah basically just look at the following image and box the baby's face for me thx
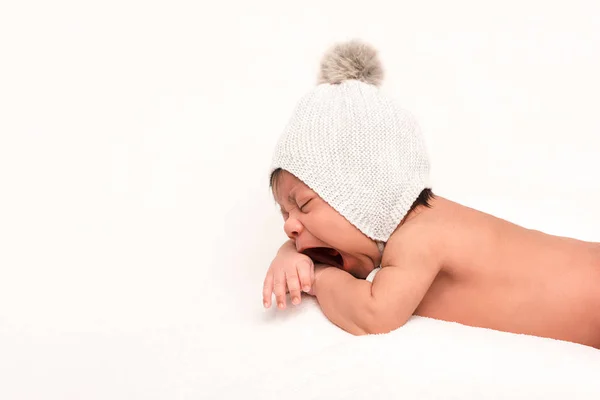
[272,170,381,279]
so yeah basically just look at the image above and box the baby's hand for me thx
[263,249,314,309]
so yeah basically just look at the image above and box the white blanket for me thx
[201,293,600,399]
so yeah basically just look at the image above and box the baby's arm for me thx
[312,259,440,335]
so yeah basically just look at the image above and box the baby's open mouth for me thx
[301,247,344,269]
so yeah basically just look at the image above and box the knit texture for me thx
[270,43,431,242]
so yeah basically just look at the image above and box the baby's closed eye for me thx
[299,198,313,212]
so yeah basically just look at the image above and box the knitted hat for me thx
[270,39,431,243]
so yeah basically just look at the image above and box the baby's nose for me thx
[283,216,303,239]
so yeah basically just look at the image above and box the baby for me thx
[262,40,600,349]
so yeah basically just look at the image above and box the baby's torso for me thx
[406,198,600,348]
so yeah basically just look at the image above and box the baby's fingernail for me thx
[278,302,284,309]
[263,301,269,308]
[292,297,300,305]
[303,286,310,292]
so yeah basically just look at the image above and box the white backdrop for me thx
[1,0,599,398]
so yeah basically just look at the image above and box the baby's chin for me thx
[344,256,376,279]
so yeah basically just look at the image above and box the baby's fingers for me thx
[297,260,313,293]
[273,269,287,309]
[285,269,302,306]
[262,272,274,308]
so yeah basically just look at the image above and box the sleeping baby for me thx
[262,40,600,349]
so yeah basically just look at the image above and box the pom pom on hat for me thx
[317,39,384,86]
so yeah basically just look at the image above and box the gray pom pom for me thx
[318,40,384,86]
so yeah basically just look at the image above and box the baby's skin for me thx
[263,170,600,349]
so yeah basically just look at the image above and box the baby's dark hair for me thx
[269,168,285,192]
[409,187,435,212]
[270,167,434,217]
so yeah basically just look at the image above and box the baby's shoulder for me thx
[382,197,488,267]
[381,223,440,268]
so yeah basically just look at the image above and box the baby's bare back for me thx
[410,197,600,347]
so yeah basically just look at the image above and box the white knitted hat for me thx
[270,40,431,242]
